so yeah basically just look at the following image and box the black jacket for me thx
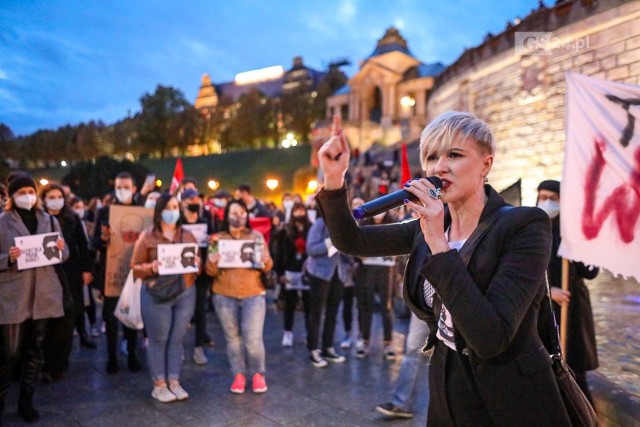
[548,216,599,372]
[316,184,571,427]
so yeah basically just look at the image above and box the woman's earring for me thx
[483,175,488,183]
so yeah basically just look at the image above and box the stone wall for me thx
[426,0,640,205]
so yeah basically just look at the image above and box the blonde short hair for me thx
[419,111,496,171]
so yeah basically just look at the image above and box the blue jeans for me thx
[392,313,430,410]
[141,284,195,382]
[214,294,266,376]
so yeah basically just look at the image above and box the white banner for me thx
[157,243,199,275]
[560,72,640,281]
[14,232,63,270]
[182,223,209,247]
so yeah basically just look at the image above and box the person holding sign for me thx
[40,182,96,386]
[205,199,273,394]
[0,173,68,423]
[315,113,572,426]
[180,188,215,365]
[131,193,199,403]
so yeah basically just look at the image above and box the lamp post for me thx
[266,179,279,191]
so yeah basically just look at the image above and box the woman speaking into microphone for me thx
[316,112,570,426]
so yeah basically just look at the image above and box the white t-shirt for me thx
[423,236,466,351]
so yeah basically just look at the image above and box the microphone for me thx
[352,176,443,220]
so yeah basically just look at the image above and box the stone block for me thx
[573,51,595,68]
[607,66,630,81]
[627,35,640,51]
[631,61,640,77]
[618,48,640,66]
[600,55,617,71]
[594,41,626,60]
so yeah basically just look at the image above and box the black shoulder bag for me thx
[49,215,75,315]
[544,275,598,427]
[146,229,186,304]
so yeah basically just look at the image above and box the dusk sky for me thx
[1,0,539,136]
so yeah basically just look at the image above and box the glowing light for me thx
[306,179,318,193]
[39,178,49,186]
[400,96,416,108]
[265,179,279,191]
[235,66,284,85]
[155,179,162,187]
[208,180,219,191]
[60,160,67,167]
[282,133,297,148]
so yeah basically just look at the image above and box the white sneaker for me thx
[151,385,177,403]
[309,349,328,368]
[193,346,208,365]
[281,331,293,347]
[340,335,351,349]
[169,382,189,400]
[322,347,346,363]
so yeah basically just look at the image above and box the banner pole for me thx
[560,258,570,355]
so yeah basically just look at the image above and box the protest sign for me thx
[218,239,261,268]
[182,223,209,247]
[15,232,62,270]
[157,243,199,275]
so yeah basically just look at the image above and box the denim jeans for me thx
[214,294,266,376]
[392,313,430,410]
[141,284,195,382]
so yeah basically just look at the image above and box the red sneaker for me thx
[230,373,246,394]
[252,373,268,394]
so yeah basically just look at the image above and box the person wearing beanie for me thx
[0,173,69,423]
[537,179,600,405]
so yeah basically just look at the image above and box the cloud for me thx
[337,0,357,24]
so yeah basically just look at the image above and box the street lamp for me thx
[155,179,162,188]
[306,179,318,193]
[208,179,219,191]
[60,160,67,167]
[281,133,297,148]
[266,179,279,191]
[39,178,49,186]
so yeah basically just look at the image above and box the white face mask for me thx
[74,208,85,218]
[46,198,65,212]
[144,199,157,209]
[14,194,37,210]
[115,188,133,204]
[537,200,560,219]
[213,199,226,208]
[283,200,294,210]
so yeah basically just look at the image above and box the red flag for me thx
[401,143,411,184]
[249,217,272,245]
[170,158,184,194]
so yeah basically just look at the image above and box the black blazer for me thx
[316,184,571,427]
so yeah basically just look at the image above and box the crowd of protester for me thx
[0,160,422,423]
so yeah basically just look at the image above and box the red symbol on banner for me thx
[582,138,640,243]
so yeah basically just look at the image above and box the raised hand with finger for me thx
[318,114,350,190]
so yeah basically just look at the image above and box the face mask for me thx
[537,200,560,219]
[228,214,247,229]
[187,203,200,213]
[292,215,306,222]
[213,199,226,208]
[96,202,103,209]
[283,200,294,210]
[115,188,133,204]
[74,208,85,218]
[46,198,65,212]
[14,194,37,210]
[144,199,157,209]
[161,209,180,224]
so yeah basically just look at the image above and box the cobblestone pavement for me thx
[2,297,429,426]
[588,271,640,396]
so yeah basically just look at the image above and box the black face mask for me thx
[292,215,306,222]
[187,204,200,213]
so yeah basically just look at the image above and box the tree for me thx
[136,85,200,158]
[62,156,149,199]
[224,88,276,149]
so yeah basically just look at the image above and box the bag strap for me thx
[458,205,512,266]
[544,273,563,357]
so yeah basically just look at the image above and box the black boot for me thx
[80,332,97,349]
[128,352,142,372]
[18,389,39,423]
[106,355,119,375]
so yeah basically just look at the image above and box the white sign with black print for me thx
[157,243,199,275]
[218,239,261,269]
[182,223,209,248]
[14,232,63,270]
[361,256,396,267]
